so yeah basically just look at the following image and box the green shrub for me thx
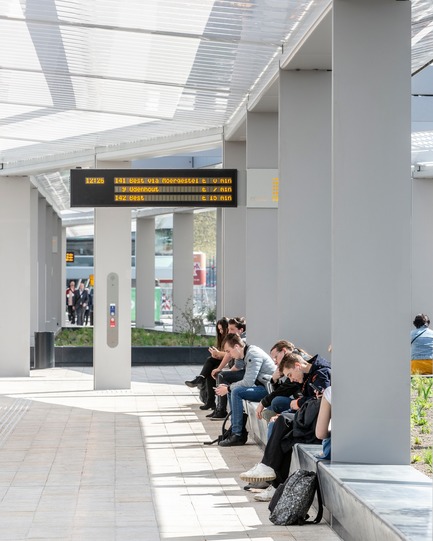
[55,327,214,347]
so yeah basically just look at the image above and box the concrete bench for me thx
[292,444,432,541]
[244,401,432,541]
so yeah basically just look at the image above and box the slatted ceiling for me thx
[0,0,432,217]
[412,0,433,74]
[0,0,330,177]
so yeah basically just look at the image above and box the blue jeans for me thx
[270,396,293,413]
[229,385,268,435]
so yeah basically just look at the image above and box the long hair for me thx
[216,317,229,349]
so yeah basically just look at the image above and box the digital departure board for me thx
[70,169,237,208]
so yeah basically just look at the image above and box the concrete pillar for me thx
[278,70,332,358]
[50,212,62,331]
[61,226,67,327]
[172,212,194,332]
[0,177,31,376]
[412,178,433,317]
[332,0,411,464]
[245,112,278,351]
[218,141,247,319]
[44,205,60,332]
[37,197,47,330]
[94,160,131,390]
[30,188,39,345]
[135,216,156,328]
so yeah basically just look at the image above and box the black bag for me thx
[268,469,323,526]
[204,411,248,445]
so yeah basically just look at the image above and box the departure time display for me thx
[70,169,237,208]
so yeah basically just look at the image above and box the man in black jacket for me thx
[239,351,331,501]
[73,282,90,326]
[255,340,306,422]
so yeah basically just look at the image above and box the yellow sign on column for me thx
[89,274,94,286]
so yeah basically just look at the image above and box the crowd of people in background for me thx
[65,280,93,326]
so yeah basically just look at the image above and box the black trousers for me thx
[199,357,220,407]
[262,414,294,487]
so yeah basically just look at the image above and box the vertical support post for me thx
[93,160,131,390]
[172,212,194,332]
[332,0,411,463]
[0,177,31,376]
[135,216,156,328]
[218,140,247,319]
[245,112,278,350]
[278,70,332,357]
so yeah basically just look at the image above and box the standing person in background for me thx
[74,282,90,326]
[66,281,76,324]
[84,288,93,326]
[411,314,433,375]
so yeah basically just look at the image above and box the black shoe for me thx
[185,376,204,388]
[210,408,227,420]
[218,433,245,447]
[206,410,216,418]
[200,403,216,410]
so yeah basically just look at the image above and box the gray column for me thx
[332,0,411,464]
[30,188,39,345]
[245,112,278,351]
[218,141,247,319]
[135,216,155,328]
[45,205,57,332]
[278,70,332,358]
[37,197,47,330]
[412,178,433,317]
[54,214,63,329]
[61,226,67,327]
[0,177,31,376]
[172,212,194,332]
[94,160,131,390]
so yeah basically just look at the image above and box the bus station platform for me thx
[0,365,341,541]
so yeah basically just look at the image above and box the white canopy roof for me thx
[0,0,433,216]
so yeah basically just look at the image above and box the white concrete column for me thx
[94,160,131,390]
[172,212,194,332]
[245,112,278,351]
[278,70,332,358]
[30,188,39,345]
[0,177,31,376]
[45,205,57,332]
[55,215,63,329]
[37,197,47,330]
[61,226,67,327]
[332,0,411,464]
[135,216,155,328]
[412,178,433,317]
[218,141,247,319]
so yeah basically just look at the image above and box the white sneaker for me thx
[240,462,276,482]
[254,484,276,502]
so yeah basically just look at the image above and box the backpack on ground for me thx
[203,411,248,446]
[268,469,323,526]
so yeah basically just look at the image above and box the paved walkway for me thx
[0,366,342,541]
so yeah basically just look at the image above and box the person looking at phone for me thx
[184,317,230,410]
[214,333,276,446]
[282,351,331,411]
[238,351,331,501]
